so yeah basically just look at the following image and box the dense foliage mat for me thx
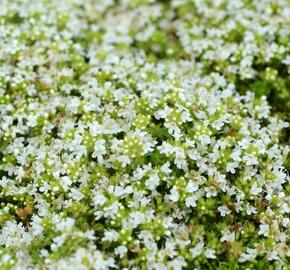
[0,0,289,269]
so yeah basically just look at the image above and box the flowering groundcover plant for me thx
[0,0,289,269]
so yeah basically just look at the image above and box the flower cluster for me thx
[0,0,289,270]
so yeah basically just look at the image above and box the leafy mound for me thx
[0,1,289,269]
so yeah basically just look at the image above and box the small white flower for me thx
[118,155,131,167]
[246,203,257,215]
[102,230,119,242]
[204,249,216,259]
[231,148,241,162]
[26,115,37,127]
[226,162,238,174]
[114,246,128,258]
[92,139,107,163]
[185,181,199,193]
[188,149,200,160]
[60,176,72,191]
[181,110,192,122]
[169,186,180,202]
[199,135,211,146]
[205,187,217,198]
[217,206,231,217]
[161,162,172,174]
[93,194,107,206]
[238,138,251,149]
[268,250,279,261]
[189,241,204,258]
[55,218,75,232]
[185,196,197,208]
[220,231,235,242]
[239,248,257,262]
[250,182,262,196]
[258,224,269,237]
[242,154,258,166]
[69,188,84,201]
[39,182,50,194]
[51,235,66,251]
[145,172,160,190]
[174,157,188,171]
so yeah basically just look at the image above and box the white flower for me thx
[226,162,239,174]
[0,176,9,188]
[250,182,262,195]
[189,241,204,258]
[205,187,217,198]
[167,257,187,270]
[16,166,25,180]
[26,115,37,127]
[231,148,241,162]
[103,201,119,218]
[204,249,216,259]
[145,172,160,190]
[92,139,107,163]
[181,111,192,122]
[66,96,80,114]
[238,138,251,149]
[165,122,182,140]
[217,206,231,217]
[55,218,75,232]
[185,181,199,193]
[158,142,175,155]
[267,250,279,261]
[114,246,128,258]
[51,235,66,251]
[239,248,257,262]
[102,230,119,242]
[199,135,211,146]
[188,149,200,160]
[220,231,235,242]
[185,196,197,208]
[0,220,33,248]
[281,202,290,214]
[117,155,131,167]
[39,182,50,194]
[246,203,257,215]
[69,188,84,201]
[155,106,170,119]
[128,211,146,228]
[31,215,44,236]
[93,194,107,206]
[60,176,72,191]
[211,115,228,130]
[169,186,180,202]
[258,224,270,237]
[242,154,258,166]
[174,157,188,171]
[161,162,172,174]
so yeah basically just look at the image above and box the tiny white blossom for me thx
[93,194,107,206]
[185,181,199,193]
[258,224,270,237]
[145,172,160,190]
[250,182,262,196]
[220,231,235,243]
[185,196,197,208]
[114,246,128,258]
[239,248,257,262]
[169,186,180,202]
[189,241,204,258]
[161,162,172,174]
[204,249,216,259]
[217,206,231,217]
